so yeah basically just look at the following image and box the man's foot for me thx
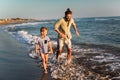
[67,59,71,64]
[65,59,71,65]
[56,52,60,62]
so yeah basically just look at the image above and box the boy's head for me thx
[40,27,48,36]
[65,8,72,21]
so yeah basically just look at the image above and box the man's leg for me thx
[56,49,63,61]
[67,48,72,64]
[56,39,63,61]
[65,39,72,64]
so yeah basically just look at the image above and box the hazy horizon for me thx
[0,0,120,19]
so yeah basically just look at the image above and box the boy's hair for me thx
[40,27,48,32]
[65,8,72,16]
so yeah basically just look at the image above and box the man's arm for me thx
[72,21,79,36]
[54,19,66,38]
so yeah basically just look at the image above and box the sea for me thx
[0,16,120,80]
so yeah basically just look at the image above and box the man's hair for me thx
[40,27,48,32]
[65,8,72,16]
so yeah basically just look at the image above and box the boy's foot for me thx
[44,70,48,74]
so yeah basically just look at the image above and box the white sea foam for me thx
[106,63,120,71]
[15,30,57,46]
[90,52,119,63]
[16,30,38,44]
[2,21,50,31]
[8,22,48,27]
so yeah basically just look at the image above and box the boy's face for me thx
[41,30,47,36]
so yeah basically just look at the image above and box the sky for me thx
[0,0,120,19]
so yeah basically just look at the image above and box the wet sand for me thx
[0,28,52,80]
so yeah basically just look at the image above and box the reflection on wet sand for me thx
[40,73,48,80]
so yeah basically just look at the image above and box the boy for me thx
[35,27,53,74]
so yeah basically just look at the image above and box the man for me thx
[54,8,79,64]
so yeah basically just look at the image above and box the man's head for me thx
[40,27,48,36]
[65,8,72,21]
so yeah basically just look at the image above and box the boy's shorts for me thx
[57,38,72,50]
[37,48,48,55]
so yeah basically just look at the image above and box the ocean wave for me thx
[2,21,50,30]
[7,29,57,47]
[95,18,120,21]
[95,18,109,21]
[114,18,120,20]
[12,30,38,45]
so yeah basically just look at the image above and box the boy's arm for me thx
[35,44,39,54]
[48,41,53,54]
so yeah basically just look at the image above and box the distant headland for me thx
[0,18,35,25]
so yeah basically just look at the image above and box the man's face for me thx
[65,14,72,21]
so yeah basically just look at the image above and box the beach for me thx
[0,28,52,80]
[0,17,120,80]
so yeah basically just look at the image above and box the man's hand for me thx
[55,29,66,39]
[60,32,67,39]
[75,31,79,37]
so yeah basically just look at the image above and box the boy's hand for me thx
[48,51,53,54]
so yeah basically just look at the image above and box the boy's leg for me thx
[45,54,48,64]
[40,53,47,73]
[44,54,48,73]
